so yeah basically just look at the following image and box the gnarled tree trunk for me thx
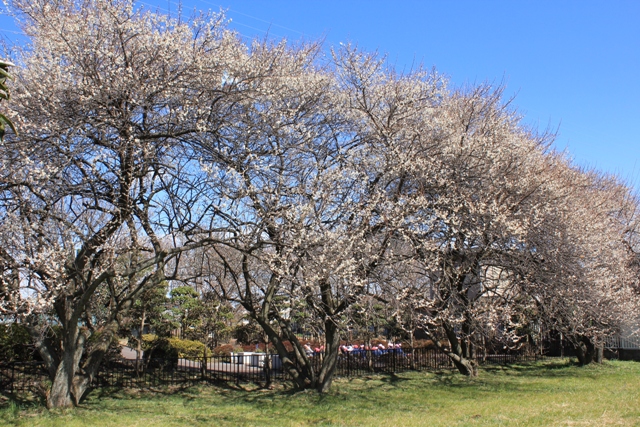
[316,319,341,393]
[253,315,316,390]
[574,335,596,366]
[441,322,478,376]
[31,312,120,408]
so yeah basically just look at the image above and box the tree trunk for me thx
[450,353,477,376]
[481,335,487,363]
[27,322,59,381]
[46,324,85,408]
[43,320,118,408]
[29,319,84,409]
[441,323,477,376]
[574,335,596,366]
[253,316,315,390]
[73,321,118,405]
[317,320,341,394]
[574,345,587,365]
[262,334,271,389]
[409,330,415,370]
[136,309,146,376]
[595,344,604,364]
[47,348,76,408]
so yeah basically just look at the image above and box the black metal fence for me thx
[328,348,455,376]
[0,361,49,394]
[0,349,541,395]
[96,353,290,388]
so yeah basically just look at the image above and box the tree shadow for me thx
[505,359,579,377]
[379,373,412,387]
[0,389,45,411]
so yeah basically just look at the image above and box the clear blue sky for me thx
[2,1,639,188]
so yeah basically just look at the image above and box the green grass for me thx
[1,359,639,426]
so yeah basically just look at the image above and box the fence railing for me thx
[0,349,541,394]
[0,361,49,394]
[605,335,640,350]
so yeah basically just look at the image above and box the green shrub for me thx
[142,334,209,361]
[141,334,177,369]
[232,320,263,345]
[0,323,36,362]
[167,337,209,359]
[141,334,158,351]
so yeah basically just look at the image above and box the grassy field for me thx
[1,359,639,426]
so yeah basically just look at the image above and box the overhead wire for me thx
[136,0,279,42]
[1,0,311,42]
[0,1,315,49]
[191,0,306,36]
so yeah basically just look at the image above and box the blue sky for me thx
[2,1,639,188]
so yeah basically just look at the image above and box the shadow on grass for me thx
[423,361,583,395]
[379,373,412,387]
[0,390,45,409]
[505,359,581,377]
[4,358,618,416]
[428,370,488,390]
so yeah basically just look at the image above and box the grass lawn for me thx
[1,359,639,426]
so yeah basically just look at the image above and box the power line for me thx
[1,1,306,45]
[192,0,307,36]
[0,29,23,35]
[136,0,271,42]
[163,0,305,41]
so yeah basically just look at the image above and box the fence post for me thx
[264,353,271,389]
[234,353,239,386]
[201,347,207,381]
[413,348,418,371]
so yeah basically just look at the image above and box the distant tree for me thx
[351,68,640,374]
[232,316,263,346]
[522,166,640,365]
[122,281,171,363]
[347,297,391,346]
[199,291,234,348]
[168,286,201,338]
